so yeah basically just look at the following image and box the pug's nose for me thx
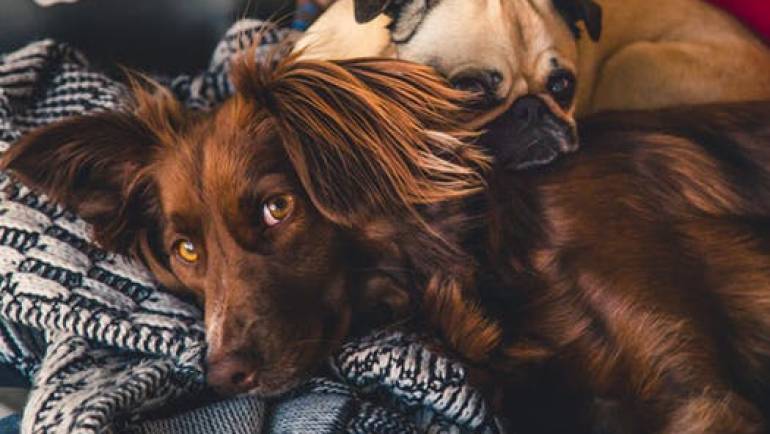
[450,70,503,105]
[510,95,548,125]
[206,352,262,395]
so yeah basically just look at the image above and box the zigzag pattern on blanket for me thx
[334,331,494,429]
[0,20,502,434]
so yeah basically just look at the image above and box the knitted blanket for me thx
[0,20,502,434]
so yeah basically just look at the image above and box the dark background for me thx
[0,0,294,75]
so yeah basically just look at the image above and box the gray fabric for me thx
[270,392,351,433]
[0,20,503,434]
[136,395,265,434]
[268,378,418,433]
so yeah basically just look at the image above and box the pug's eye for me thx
[174,239,200,263]
[546,69,576,109]
[263,194,296,227]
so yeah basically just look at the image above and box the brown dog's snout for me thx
[206,351,263,395]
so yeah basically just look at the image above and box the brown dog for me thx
[0,54,489,397]
[434,101,770,433]
[296,0,770,170]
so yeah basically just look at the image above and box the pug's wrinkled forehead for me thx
[350,0,598,116]
[297,0,602,169]
[408,0,559,91]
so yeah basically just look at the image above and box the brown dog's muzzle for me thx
[202,278,351,397]
[204,311,329,397]
[205,304,268,396]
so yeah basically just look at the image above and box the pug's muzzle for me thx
[480,96,578,171]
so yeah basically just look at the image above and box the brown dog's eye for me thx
[546,69,576,109]
[263,194,296,227]
[174,239,200,263]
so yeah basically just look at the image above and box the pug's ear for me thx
[354,0,392,23]
[553,0,602,41]
[577,0,603,41]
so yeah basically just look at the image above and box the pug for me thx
[295,0,770,170]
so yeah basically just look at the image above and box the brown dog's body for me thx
[463,102,770,433]
[290,13,770,429]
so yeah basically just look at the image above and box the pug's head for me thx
[301,0,602,170]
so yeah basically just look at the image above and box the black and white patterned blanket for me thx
[0,20,502,434]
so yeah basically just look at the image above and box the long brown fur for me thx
[447,101,770,433]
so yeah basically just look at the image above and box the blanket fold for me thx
[0,20,502,434]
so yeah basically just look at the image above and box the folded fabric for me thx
[0,20,502,434]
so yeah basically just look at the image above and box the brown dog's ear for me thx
[1,105,167,253]
[553,0,602,41]
[354,0,392,23]
[233,55,489,230]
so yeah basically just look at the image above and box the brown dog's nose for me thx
[206,353,262,395]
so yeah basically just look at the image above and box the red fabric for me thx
[706,0,770,43]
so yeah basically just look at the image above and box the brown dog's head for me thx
[300,0,603,170]
[2,54,488,396]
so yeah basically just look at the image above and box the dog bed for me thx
[0,20,502,434]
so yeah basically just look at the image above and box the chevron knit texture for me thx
[0,20,502,434]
